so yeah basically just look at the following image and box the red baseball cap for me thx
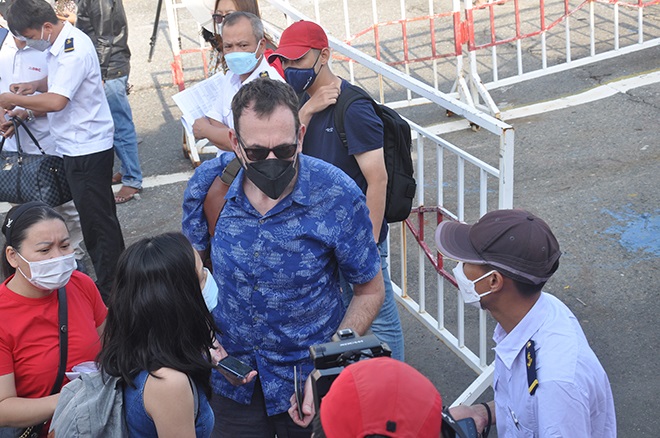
[320,357,442,438]
[268,20,328,63]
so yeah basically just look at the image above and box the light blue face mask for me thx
[224,43,261,75]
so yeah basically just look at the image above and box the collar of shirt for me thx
[493,292,549,370]
[48,21,73,58]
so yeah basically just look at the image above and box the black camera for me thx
[308,328,391,411]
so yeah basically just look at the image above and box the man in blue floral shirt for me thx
[182,78,384,437]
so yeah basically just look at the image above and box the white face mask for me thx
[452,261,496,308]
[200,267,219,312]
[17,251,76,291]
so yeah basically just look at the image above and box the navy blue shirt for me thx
[301,79,388,243]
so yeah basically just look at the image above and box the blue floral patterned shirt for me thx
[182,153,381,416]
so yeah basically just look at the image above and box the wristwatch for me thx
[25,109,35,123]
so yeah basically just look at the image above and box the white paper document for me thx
[172,72,225,133]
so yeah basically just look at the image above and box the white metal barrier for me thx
[268,0,660,117]
[267,0,515,405]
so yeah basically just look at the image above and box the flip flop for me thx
[114,186,140,204]
[112,172,122,185]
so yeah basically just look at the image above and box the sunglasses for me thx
[212,12,231,24]
[237,136,298,161]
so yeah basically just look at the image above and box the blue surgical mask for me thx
[25,26,52,52]
[225,43,261,76]
[284,52,322,93]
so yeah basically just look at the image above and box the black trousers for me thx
[210,379,312,438]
[63,149,124,303]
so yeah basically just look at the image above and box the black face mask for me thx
[244,156,297,200]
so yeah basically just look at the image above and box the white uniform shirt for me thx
[46,22,113,157]
[206,55,284,129]
[0,37,58,155]
[492,292,616,437]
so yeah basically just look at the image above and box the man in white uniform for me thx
[0,0,124,303]
[435,209,616,437]
[0,26,85,265]
[192,11,283,154]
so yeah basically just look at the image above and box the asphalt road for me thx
[46,0,660,435]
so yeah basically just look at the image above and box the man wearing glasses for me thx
[0,0,124,304]
[192,11,283,155]
[182,78,384,437]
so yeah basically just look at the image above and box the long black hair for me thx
[97,232,218,397]
[1,202,66,279]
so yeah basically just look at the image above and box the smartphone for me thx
[215,355,253,380]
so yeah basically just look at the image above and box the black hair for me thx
[1,202,66,279]
[6,0,58,36]
[97,232,219,398]
[231,78,300,135]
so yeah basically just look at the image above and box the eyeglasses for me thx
[237,136,298,161]
[212,12,232,24]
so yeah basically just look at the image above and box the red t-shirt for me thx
[0,270,107,398]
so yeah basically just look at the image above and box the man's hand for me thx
[210,340,258,386]
[449,403,492,435]
[0,93,16,111]
[0,118,14,139]
[299,83,341,125]
[9,82,36,96]
[192,117,212,140]
[288,373,315,427]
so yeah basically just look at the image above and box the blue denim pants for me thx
[104,76,143,189]
[340,241,405,361]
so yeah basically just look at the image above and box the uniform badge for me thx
[259,71,270,78]
[64,38,75,52]
[525,339,539,395]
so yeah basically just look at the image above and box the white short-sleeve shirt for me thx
[46,22,113,157]
[492,292,616,437]
[0,38,58,155]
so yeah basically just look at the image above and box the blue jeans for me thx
[104,76,142,189]
[340,241,405,361]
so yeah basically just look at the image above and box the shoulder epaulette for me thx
[526,339,539,395]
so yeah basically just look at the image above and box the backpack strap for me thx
[333,85,383,149]
[203,157,241,237]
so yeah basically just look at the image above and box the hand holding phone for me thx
[215,355,255,386]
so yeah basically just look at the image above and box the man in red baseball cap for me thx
[312,357,442,438]
[436,209,616,437]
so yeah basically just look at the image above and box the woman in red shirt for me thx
[0,202,106,436]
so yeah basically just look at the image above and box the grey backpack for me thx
[49,371,128,437]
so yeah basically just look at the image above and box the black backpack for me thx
[333,85,416,223]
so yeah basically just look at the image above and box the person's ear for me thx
[5,246,19,269]
[490,271,506,293]
[319,47,331,65]
[297,124,306,151]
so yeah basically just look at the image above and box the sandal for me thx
[112,172,122,185]
[114,186,140,204]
